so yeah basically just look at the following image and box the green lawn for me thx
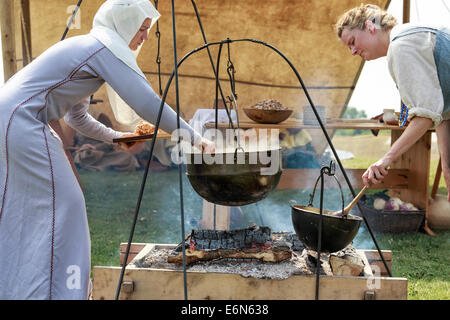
[82,159,449,300]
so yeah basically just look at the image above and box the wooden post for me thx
[200,200,230,230]
[403,0,410,24]
[20,0,32,66]
[389,131,435,236]
[0,0,17,82]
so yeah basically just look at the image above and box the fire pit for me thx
[93,226,408,300]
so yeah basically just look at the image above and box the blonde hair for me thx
[335,4,398,38]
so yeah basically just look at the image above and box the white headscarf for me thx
[90,0,160,79]
[89,0,161,128]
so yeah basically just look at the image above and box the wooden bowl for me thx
[243,108,293,124]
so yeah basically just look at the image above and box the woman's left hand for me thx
[362,157,391,187]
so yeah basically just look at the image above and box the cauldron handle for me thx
[308,165,345,216]
[234,146,245,161]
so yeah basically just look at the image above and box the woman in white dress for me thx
[335,4,450,201]
[0,0,212,299]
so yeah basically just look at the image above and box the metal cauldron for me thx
[185,148,282,206]
[291,205,362,253]
[290,164,362,253]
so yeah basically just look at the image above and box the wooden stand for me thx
[93,243,406,300]
[199,200,230,230]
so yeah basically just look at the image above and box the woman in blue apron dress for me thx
[335,4,450,202]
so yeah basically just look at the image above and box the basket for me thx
[355,200,425,234]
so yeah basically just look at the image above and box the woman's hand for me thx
[362,117,433,188]
[362,157,391,187]
[201,137,216,154]
[118,133,145,152]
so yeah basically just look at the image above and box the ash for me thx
[133,232,334,280]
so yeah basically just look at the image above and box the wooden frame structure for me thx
[92,242,407,300]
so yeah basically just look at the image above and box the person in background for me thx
[335,4,449,201]
[279,128,320,169]
[0,0,213,300]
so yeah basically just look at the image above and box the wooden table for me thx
[205,118,435,234]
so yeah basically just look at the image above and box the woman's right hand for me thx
[201,137,216,154]
[362,157,391,187]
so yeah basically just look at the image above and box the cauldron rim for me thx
[291,205,363,222]
[291,204,362,253]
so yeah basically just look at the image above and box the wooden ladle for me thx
[332,186,369,217]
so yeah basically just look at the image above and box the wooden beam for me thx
[0,0,17,82]
[388,132,431,210]
[403,0,410,23]
[20,0,32,66]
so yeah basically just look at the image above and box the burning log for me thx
[168,225,292,265]
[180,225,272,251]
[167,246,292,265]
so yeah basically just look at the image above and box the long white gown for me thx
[0,34,197,299]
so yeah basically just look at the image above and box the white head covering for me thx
[90,0,160,78]
[89,0,161,129]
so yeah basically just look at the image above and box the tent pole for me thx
[0,0,17,82]
[403,0,410,23]
[20,0,32,66]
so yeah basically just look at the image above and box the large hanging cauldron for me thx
[185,148,282,206]
[291,163,362,253]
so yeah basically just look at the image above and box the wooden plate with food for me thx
[113,120,156,143]
[113,133,155,143]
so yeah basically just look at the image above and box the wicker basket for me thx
[355,200,425,234]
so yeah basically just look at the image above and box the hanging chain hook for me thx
[154,0,163,95]
[308,161,344,215]
[226,38,238,101]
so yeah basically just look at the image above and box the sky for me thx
[1,0,449,117]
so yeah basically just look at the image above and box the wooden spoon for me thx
[332,186,369,217]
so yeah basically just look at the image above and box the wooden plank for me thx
[0,0,17,82]
[112,131,172,143]
[119,243,147,266]
[276,168,409,190]
[206,119,435,131]
[92,266,407,300]
[369,261,393,277]
[363,250,392,261]
[388,132,431,211]
[363,250,392,277]
[199,200,230,230]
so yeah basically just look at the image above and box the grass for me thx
[354,227,450,300]
[82,133,449,299]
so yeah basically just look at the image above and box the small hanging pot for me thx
[291,170,363,253]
